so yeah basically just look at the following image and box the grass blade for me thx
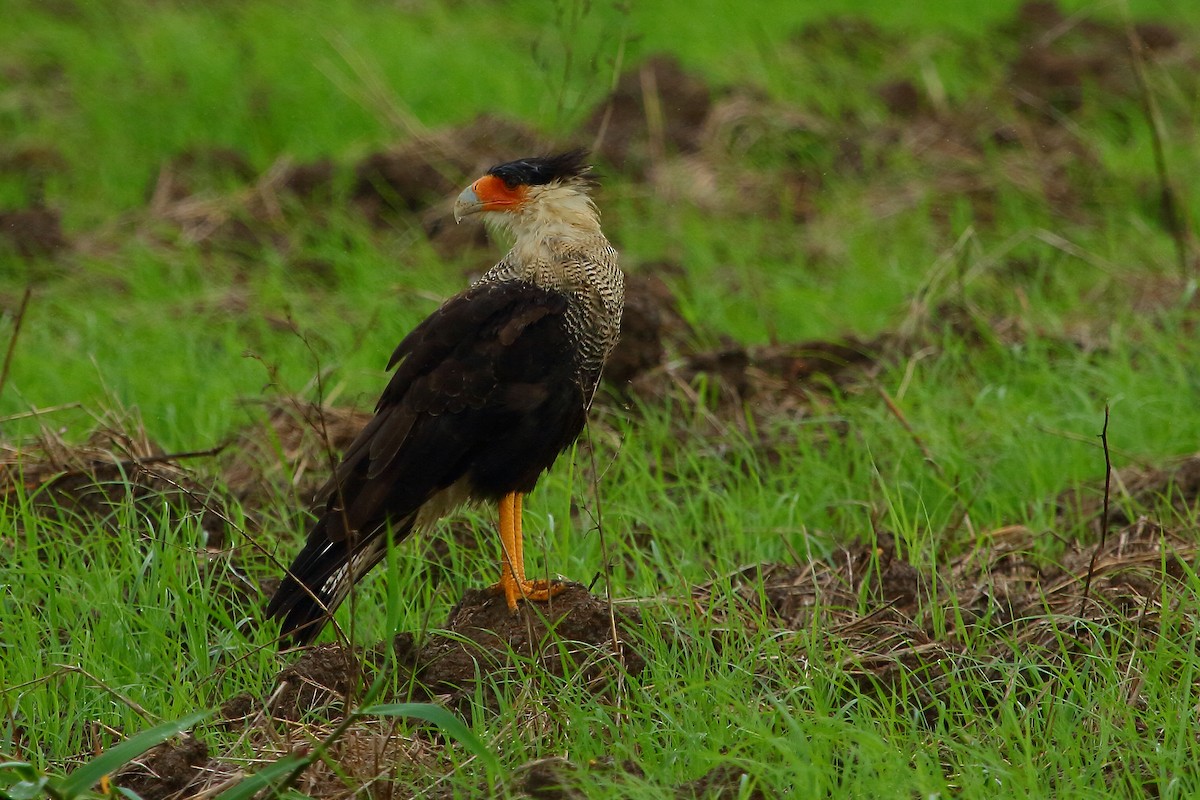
[54,709,212,800]
[213,755,308,800]
[360,703,497,770]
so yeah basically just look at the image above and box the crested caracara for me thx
[266,150,624,645]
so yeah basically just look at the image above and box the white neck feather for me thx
[486,182,605,264]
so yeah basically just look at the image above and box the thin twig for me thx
[0,402,82,424]
[1080,405,1112,617]
[877,385,939,472]
[54,664,156,723]
[583,415,626,727]
[0,287,33,401]
[1127,26,1192,276]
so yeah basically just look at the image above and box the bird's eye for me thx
[502,177,520,191]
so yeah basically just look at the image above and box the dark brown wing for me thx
[266,281,589,644]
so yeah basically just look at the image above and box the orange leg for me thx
[488,491,566,610]
[513,493,524,581]
[495,492,518,590]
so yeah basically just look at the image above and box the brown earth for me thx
[0,205,69,260]
[0,421,234,548]
[121,584,641,799]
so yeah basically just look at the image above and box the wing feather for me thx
[266,281,587,644]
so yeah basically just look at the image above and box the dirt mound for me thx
[0,205,69,260]
[148,146,257,205]
[351,113,545,226]
[124,585,640,799]
[117,736,209,800]
[0,421,233,547]
[702,520,1196,717]
[582,54,713,175]
[1005,0,1185,119]
[255,584,642,723]
[401,584,642,705]
[1060,453,1200,534]
[626,335,888,418]
[597,263,895,422]
[521,757,769,799]
[141,114,551,263]
[603,270,692,388]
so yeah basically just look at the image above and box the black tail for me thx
[265,518,397,647]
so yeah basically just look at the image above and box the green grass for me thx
[3,0,1200,797]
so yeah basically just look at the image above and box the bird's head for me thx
[453,150,600,236]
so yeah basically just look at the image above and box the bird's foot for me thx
[488,577,568,611]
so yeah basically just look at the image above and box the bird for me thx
[265,149,624,646]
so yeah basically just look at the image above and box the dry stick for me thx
[1127,27,1192,277]
[246,345,353,652]
[1080,405,1112,618]
[583,416,626,707]
[0,287,33,401]
[588,33,628,156]
[293,328,359,675]
[0,402,82,424]
[877,386,938,468]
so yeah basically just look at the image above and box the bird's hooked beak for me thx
[453,184,485,223]
[453,174,528,223]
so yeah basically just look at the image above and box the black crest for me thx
[487,149,595,189]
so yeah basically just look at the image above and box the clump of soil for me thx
[0,421,233,547]
[351,113,545,226]
[582,54,713,175]
[0,205,69,259]
[116,736,209,800]
[257,583,642,722]
[703,518,1197,717]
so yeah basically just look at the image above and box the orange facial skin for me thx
[470,174,530,212]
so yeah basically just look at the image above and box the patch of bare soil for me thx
[0,421,233,548]
[581,54,713,176]
[1060,453,1200,535]
[701,513,1197,720]
[0,205,69,260]
[123,585,640,799]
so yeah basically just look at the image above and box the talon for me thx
[488,491,570,609]
[488,577,567,610]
